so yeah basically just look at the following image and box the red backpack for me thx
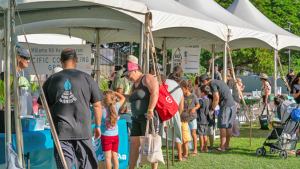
[155,79,180,121]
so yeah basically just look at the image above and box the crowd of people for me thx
[32,47,300,169]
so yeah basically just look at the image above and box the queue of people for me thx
[37,48,300,169]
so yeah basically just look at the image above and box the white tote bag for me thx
[139,119,164,166]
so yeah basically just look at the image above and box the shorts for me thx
[101,135,119,152]
[197,124,208,136]
[262,96,271,104]
[54,138,98,169]
[217,105,236,129]
[188,119,197,130]
[207,126,214,136]
[130,111,162,137]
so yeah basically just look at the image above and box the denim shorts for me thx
[188,119,197,130]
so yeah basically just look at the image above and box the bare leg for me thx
[191,129,197,154]
[151,163,158,169]
[199,135,203,151]
[104,151,112,169]
[182,142,189,158]
[175,142,182,161]
[217,128,226,151]
[129,136,140,169]
[112,151,119,169]
[209,135,214,148]
[204,136,208,152]
[225,129,232,149]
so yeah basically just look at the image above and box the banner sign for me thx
[18,43,91,75]
[171,45,201,73]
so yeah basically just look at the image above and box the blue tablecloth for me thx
[0,129,53,164]
[0,119,129,169]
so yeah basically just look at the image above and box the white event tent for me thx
[227,0,300,95]
[227,0,300,51]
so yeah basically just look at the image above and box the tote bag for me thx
[139,119,164,166]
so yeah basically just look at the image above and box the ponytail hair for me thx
[102,89,117,126]
[266,78,272,86]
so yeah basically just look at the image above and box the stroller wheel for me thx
[256,148,263,156]
[262,147,266,156]
[270,148,276,154]
[279,151,287,159]
[296,149,300,157]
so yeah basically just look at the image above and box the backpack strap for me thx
[169,86,180,95]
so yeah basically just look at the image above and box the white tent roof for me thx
[18,34,85,44]
[132,0,228,51]
[175,0,277,51]
[0,0,148,44]
[227,0,300,50]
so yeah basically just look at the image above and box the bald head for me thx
[61,48,77,63]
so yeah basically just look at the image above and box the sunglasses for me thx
[21,56,30,61]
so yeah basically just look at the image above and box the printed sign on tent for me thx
[18,43,91,75]
[171,45,201,73]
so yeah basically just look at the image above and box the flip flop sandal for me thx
[189,153,199,156]
[225,148,231,150]
[215,148,225,152]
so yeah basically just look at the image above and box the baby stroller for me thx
[256,102,300,159]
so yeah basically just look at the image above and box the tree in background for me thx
[212,0,300,76]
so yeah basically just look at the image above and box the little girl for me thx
[180,80,200,156]
[180,99,191,162]
[101,89,125,169]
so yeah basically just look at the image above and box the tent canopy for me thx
[227,0,300,50]
[0,0,148,43]
[175,0,277,51]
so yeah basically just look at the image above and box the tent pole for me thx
[96,29,100,88]
[11,0,22,165]
[163,38,167,77]
[139,23,144,66]
[5,0,12,146]
[223,43,227,83]
[146,27,150,74]
[130,42,133,55]
[211,44,215,80]
[274,50,277,96]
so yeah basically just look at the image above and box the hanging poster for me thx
[171,45,201,73]
[18,43,91,75]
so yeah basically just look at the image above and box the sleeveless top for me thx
[129,76,151,116]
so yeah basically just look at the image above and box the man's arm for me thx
[92,101,102,140]
[144,74,159,120]
[211,92,219,114]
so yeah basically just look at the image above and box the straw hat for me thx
[259,73,269,79]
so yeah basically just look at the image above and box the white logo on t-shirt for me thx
[59,79,77,104]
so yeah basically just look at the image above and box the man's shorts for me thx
[217,105,236,129]
[188,119,197,130]
[101,135,119,152]
[130,111,162,137]
[197,124,208,136]
[54,138,98,169]
[207,126,214,136]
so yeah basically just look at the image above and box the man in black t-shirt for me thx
[199,74,236,152]
[37,49,104,169]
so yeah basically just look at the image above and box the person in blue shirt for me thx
[101,90,125,169]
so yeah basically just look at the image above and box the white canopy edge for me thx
[227,0,300,50]
[0,0,148,14]
[18,34,85,44]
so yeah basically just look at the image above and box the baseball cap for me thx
[17,47,30,58]
[121,62,139,77]
[127,55,138,64]
[199,74,210,83]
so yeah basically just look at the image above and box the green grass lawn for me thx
[142,125,300,169]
